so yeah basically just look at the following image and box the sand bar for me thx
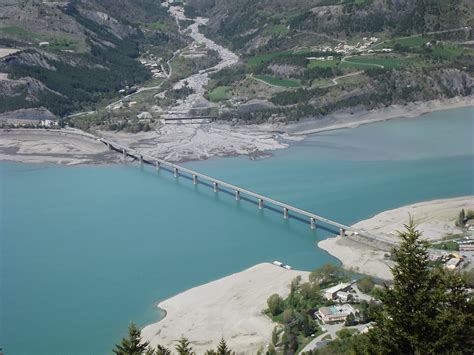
[142,263,308,354]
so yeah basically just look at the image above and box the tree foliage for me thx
[267,293,284,316]
[113,323,151,355]
[175,337,195,355]
[367,220,474,354]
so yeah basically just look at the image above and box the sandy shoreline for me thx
[140,196,473,354]
[318,196,474,280]
[1,96,472,165]
[0,128,120,165]
[284,96,474,135]
[142,263,308,354]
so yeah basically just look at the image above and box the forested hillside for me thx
[0,0,184,116]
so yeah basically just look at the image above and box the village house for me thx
[316,304,357,324]
[323,282,353,300]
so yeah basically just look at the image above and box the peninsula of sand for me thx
[319,196,474,280]
[141,196,473,354]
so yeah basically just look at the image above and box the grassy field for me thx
[0,25,39,39]
[208,86,230,102]
[312,78,334,87]
[373,35,431,50]
[268,25,289,34]
[254,74,301,87]
[246,51,293,69]
[341,56,411,69]
[145,22,167,31]
[307,58,339,69]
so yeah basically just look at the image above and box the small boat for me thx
[272,261,283,267]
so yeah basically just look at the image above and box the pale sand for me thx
[318,196,474,280]
[0,48,19,58]
[142,263,309,354]
[2,97,472,165]
[285,96,474,135]
[0,129,119,165]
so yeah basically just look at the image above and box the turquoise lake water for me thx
[1,107,473,354]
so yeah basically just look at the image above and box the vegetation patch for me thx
[341,56,412,69]
[254,74,301,87]
[208,86,231,102]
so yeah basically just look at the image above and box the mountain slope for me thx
[0,0,184,116]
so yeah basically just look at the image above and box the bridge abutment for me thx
[174,168,179,178]
[156,160,160,171]
[339,228,346,237]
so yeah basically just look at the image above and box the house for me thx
[323,282,353,300]
[336,291,353,303]
[316,304,357,324]
[39,41,50,47]
[445,257,461,270]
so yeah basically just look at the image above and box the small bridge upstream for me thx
[100,137,361,237]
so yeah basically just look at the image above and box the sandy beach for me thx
[319,196,474,280]
[0,128,119,165]
[142,263,309,354]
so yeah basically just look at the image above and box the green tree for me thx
[155,344,171,355]
[282,309,294,324]
[216,338,232,355]
[309,263,346,285]
[368,220,474,354]
[462,268,474,288]
[113,323,150,355]
[457,209,465,226]
[357,276,375,293]
[175,337,195,355]
[271,326,279,346]
[267,293,284,316]
[344,312,357,326]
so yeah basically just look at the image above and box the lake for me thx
[1,107,473,354]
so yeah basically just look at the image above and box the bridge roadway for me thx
[99,138,352,235]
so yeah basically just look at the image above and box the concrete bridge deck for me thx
[100,138,354,235]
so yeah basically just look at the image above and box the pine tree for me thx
[368,219,474,354]
[216,338,232,355]
[113,323,150,355]
[175,337,195,355]
[155,344,171,355]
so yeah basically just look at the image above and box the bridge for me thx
[99,137,354,237]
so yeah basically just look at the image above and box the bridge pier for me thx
[283,208,289,219]
[213,182,218,192]
[155,160,160,171]
[339,228,346,237]
[193,174,198,185]
[258,199,264,210]
[235,190,240,201]
[139,155,143,165]
[310,218,316,230]
[174,167,179,178]
[122,148,126,160]
[107,143,112,150]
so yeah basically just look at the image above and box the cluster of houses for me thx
[309,37,392,56]
[315,282,362,324]
[139,53,166,79]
